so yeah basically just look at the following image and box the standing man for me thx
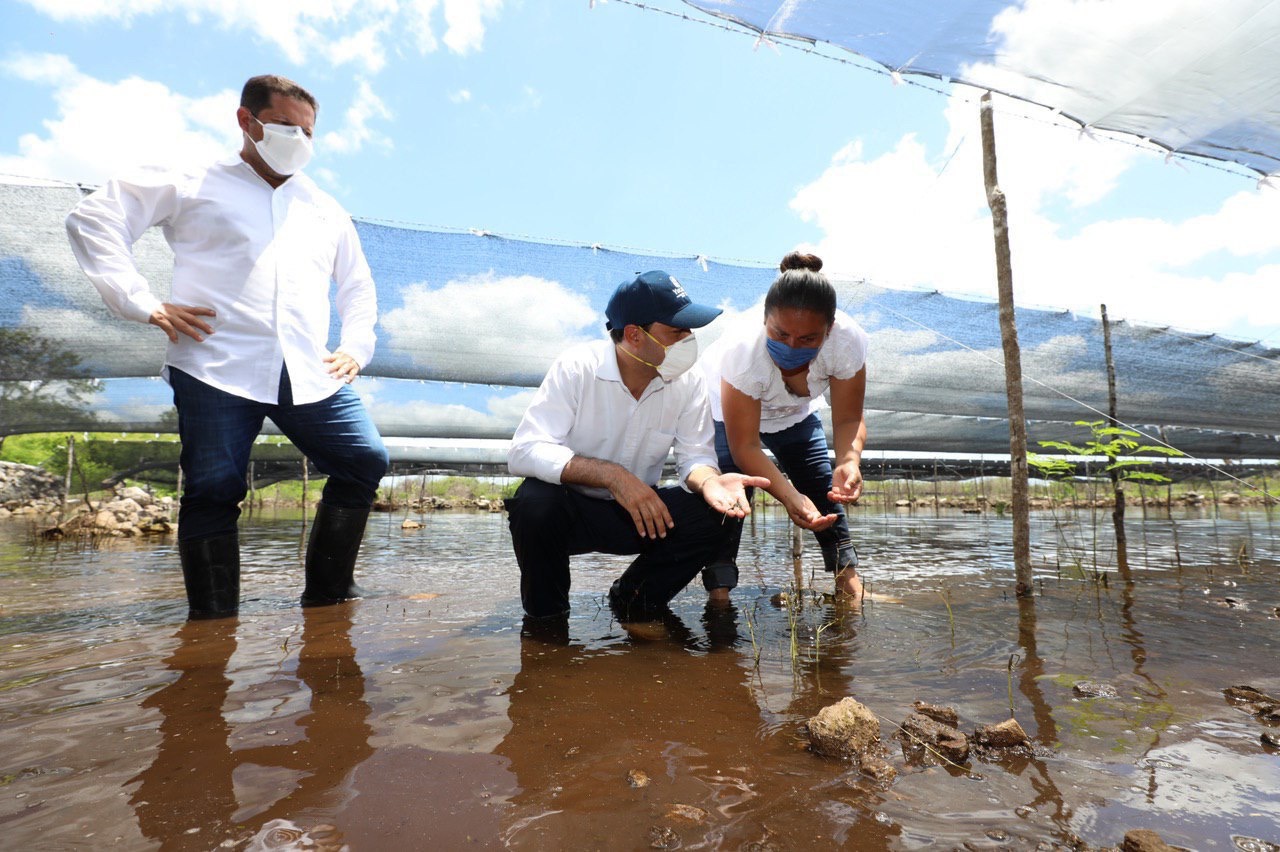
[66,75,389,620]
[506,271,769,621]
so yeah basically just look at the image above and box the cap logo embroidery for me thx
[668,277,688,300]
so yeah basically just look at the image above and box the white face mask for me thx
[636,328,698,381]
[656,333,698,381]
[250,116,313,175]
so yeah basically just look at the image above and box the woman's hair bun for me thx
[779,251,823,273]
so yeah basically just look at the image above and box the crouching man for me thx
[506,271,768,621]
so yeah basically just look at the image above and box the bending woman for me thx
[701,252,868,602]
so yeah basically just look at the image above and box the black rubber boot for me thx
[178,532,241,620]
[301,502,370,607]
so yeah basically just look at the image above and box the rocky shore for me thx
[0,461,174,537]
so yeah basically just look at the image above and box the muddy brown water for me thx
[1,507,1278,850]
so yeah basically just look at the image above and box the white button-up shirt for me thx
[65,156,377,405]
[508,339,720,499]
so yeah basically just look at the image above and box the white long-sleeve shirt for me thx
[507,339,719,499]
[65,155,377,405]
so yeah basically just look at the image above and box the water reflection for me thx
[497,602,900,850]
[129,607,372,849]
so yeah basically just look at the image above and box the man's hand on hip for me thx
[325,351,361,384]
[150,303,216,343]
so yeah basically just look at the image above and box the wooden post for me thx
[980,91,1033,596]
[1101,304,1128,571]
[247,460,256,517]
[932,460,940,517]
[63,435,74,513]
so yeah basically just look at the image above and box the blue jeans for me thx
[705,412,854,589]
[170,367,389,541]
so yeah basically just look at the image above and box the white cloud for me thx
[362,387,535,437]
[441,0,503,55]
[18,0,505,70]
[449,89,472,104]
[790,88,1280,339]
[0,57,393,183]
[321,80,394,155]
[380,271,599,381]
[972,0,1278,149]
[0,54,237,183]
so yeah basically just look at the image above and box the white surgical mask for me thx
[250,116,313,175]
[622,328,699,382]
[655,333,698,381]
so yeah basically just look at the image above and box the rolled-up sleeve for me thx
[65,176,177,323]
[671,371,719,488]
[507,359,581,483]
[333,217,378,368]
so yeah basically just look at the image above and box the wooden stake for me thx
[980,91,1033,596]
[1101,304,1128,572]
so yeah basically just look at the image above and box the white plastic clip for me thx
[1163,151,1188,172]
[1077,125,1098,142]
[469,228,489,237]
[1258,175,1277,191]
[890,71,903,86]
[753,33,779,53]
[696,255,709,272]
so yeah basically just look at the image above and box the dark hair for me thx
[609,322,651,344]
[241,75,318,117]
[764,252,836,325]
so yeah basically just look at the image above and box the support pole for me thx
[1101,304,1129,571]
[63,435,74,513]
[980,92,1033,597]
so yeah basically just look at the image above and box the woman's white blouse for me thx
[701,310,869,433]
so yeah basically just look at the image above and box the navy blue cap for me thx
[604,270,722,331]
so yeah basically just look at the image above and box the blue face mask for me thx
[766,337,821,370]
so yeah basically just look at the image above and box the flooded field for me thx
[2,505,1278,850]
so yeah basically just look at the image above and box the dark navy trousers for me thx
[507,477,728,618]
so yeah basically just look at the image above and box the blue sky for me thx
[2,0,1278,345]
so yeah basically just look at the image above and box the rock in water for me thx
[806,697,882,762]
[897,713,970,765]
[860,755,897,783]
[1073,681,1119,699]
[974,717,1030,749]
[1121,829,1177,852]
[664,804,707,823]
[648,825,681,849]
[912,700,959,728]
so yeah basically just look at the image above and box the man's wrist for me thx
[685,465,719,494]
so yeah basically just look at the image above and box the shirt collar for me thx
[593,338,623,383]
[221,153,314,194]
[595,338,668,399]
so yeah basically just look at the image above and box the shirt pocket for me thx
[639,429,677,477]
